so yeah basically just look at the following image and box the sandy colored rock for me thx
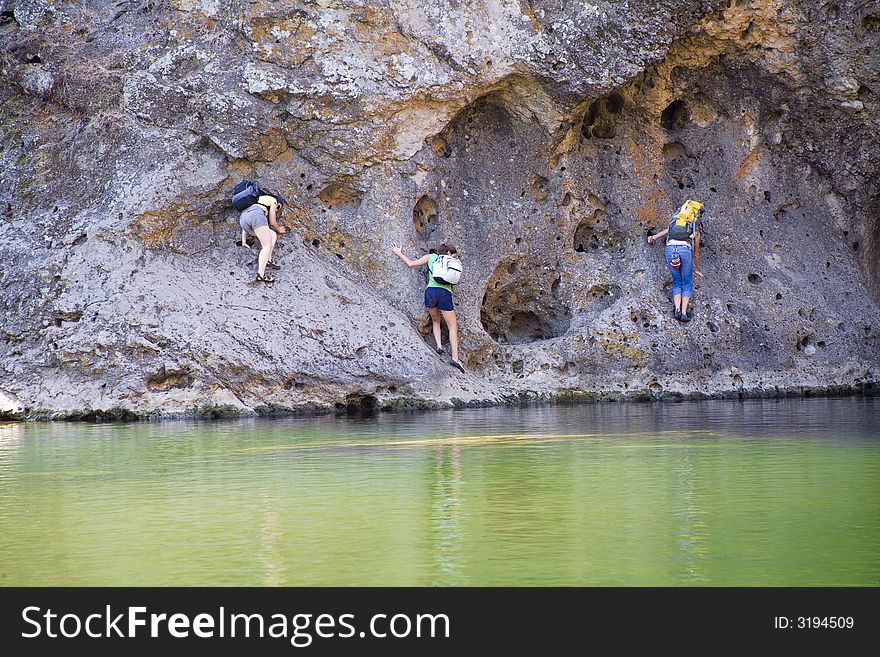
[0,0,878,419]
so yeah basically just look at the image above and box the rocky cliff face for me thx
[1,0,878,419]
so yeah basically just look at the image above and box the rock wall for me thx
[1,0,878,419]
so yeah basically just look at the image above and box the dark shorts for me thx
[424,286,454,311]
[239,205,268,233]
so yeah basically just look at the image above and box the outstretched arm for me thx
[391,244,430,268]
[648,228,668,245]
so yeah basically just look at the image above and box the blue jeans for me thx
[665,244,693,299]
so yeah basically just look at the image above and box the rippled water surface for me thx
[1,398,878,586]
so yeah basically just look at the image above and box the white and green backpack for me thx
[431,254,462,285]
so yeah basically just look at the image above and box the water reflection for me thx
[673,448,709,584]
[0,398,877,586]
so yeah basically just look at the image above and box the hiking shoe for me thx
[674,309,682,321]
[679,312,691,322]
[255,272,275,283]
[449,358,466,374]
[266,259,281,270]
[436,347,445,356]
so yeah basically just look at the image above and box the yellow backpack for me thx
[668,199,704,240]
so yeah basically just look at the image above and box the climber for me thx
[240,193,283,283]
[647,199,705,322]
[259,189,289,235]
[391,242,466,374]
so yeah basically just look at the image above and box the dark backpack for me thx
[667,199,703,241]
[667,213,693,241]
[232,180,261,211]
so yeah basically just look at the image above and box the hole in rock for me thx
[318,182,361,210]
[581,95,620,139]
[606,93,624,114]
[747,273,762,284]
[431,135,451,158]
[773,201,799,219]
[530,175,549,203]
[584,282,621,312]
[341,394,378,415]
[573,211,625,254]
[660,99,688,131]
[856,13,880,39]
[412,195,439,239]
[480,262,571,344]
[147,367,194,392]
[662,142,689,165]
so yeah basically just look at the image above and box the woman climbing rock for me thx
[391,242,466,373]
[240,193,283,283]
[647,199,705,321]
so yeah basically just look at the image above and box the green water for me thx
[1,398,878,586]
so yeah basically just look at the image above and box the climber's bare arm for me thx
[391,244,429,268]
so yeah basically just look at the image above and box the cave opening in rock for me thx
[480,261,571,344]
[581,94,621,139]
[606,92,624,114]
[661,99,688,130]
[431,134,451,157]
[503,311,557,343]
[855,12,880,38]
[318,182,361,210]
[413,195,439,239]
